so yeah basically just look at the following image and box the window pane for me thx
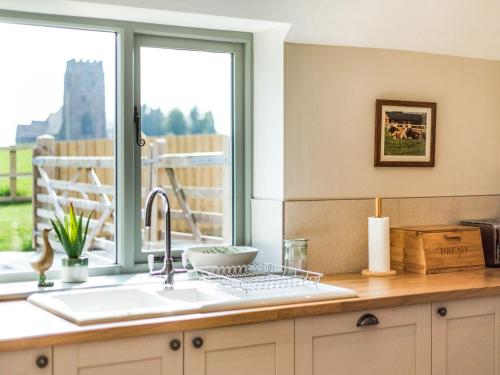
[139,46,233,253]
[0,22,116,273]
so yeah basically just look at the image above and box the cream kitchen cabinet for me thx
[432,296,500,375]
[184,319,295,375]
[53,332,183,375]
[8,295,500,375]
[0,347,52,375]
[295,304,431,375]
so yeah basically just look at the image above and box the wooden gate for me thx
[32,134,231,263]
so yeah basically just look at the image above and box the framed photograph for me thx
[374,99,436,167]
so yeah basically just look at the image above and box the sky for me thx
[0,22,232,147]
[140,47,232,136]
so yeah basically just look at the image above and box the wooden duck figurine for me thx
[31,228,54,287]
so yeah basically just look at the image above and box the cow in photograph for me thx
[404,127,426,140]
[385,111,426,141]
[387,124,408,139]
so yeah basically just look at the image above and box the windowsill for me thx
[0,267,196,302]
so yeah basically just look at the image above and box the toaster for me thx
[461,219,500,267]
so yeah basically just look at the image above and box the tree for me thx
[141,105,166,136]
[199,111,215,134]
[190,106,216,134]
[189,106,201,133]
[139,105,215,136]
[164,108,188,135]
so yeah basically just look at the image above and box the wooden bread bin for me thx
[390,225,485,274]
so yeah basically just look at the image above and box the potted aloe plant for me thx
[50,204,93,283]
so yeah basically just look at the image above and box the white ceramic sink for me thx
[157,287,229,303]
[28,282,230,325]
[28,279,357,325]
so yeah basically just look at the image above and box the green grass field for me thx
[0,202,33,252]
[0,148,33,197]
[384,132,426,156]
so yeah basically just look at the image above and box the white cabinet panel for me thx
[54,333,182,375]
[432,296,500,375]
[0,347,52,375]
[296,304,431,375]
[185,320,294,375]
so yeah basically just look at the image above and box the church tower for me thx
[60,59,106,140]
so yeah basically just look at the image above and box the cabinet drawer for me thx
[296,304,431,375]
[185,320,294,375]
[432,296,500,375]
[54,333,183,375]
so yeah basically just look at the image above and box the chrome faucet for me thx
[145,187,174,287]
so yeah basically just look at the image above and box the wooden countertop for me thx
[3,269,500,352]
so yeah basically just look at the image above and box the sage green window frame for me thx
[0,9,252,282]
[133,34,247,264]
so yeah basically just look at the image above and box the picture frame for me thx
[374,99,436,167]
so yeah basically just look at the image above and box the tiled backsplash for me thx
[284,195,500,274]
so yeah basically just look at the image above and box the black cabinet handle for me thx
[169,338,181,351]
[357,313,379,327]
[437,307,447,317]
[192,336,204,348]
[36,355,49,369]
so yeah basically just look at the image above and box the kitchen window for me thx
[0,11,251,282]
[135,35,246,263]
[0,21,117,278]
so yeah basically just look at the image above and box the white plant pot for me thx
[61,257,88,283]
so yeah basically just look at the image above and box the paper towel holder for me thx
[361,197,397,277]
[375,197,382,217]
[361,269,397,276]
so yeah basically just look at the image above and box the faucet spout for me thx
[145,187,174,287]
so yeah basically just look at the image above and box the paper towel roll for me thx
[368,216,390,272]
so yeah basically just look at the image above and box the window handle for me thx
[134,105,145,147]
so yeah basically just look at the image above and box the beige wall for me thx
[284,43,500,200]
[283,44,500,273]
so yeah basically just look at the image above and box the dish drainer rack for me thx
[195,263,323,294]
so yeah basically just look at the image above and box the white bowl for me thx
[185,246,259,268]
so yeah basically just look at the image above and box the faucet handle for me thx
[148,255,187,283]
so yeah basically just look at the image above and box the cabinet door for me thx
[185,320,294,375]
[295,304,431,375]
[0,347,52,375]
[54,333,183,375]
[432,296,500,375]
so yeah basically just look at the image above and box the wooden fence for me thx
[32,134,231,260]
[0,145,32,203]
